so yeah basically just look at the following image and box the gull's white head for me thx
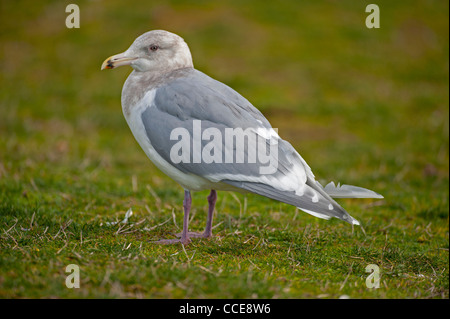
[101,30,193,73]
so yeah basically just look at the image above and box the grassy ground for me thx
[0,1,448,298]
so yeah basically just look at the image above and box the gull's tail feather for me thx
[322,181,384,199]
[223,180,360,225]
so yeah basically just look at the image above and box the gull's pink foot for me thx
[175,231,212,239]
[153,237,191,245]
[153,190,217,245]
[153,190,192,245]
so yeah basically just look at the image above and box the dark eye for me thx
[149,44,159,52]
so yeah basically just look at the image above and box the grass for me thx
[0,0,448,298]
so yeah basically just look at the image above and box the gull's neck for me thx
[121,67,195,116]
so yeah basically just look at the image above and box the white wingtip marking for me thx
[324,182,384,199]
[311,192,319,203]
[300,208,332,220]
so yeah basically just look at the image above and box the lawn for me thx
[0,0,448,298]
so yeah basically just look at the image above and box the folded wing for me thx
[140,68,364,224]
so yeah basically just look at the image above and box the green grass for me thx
[0,0,448,298]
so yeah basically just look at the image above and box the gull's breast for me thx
[122,88,231,192]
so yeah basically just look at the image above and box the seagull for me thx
[101,30,383,245]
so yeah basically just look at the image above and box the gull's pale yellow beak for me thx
[101,53,137,70]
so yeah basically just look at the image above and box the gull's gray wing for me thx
[141,69,307,184]
[139,69,359,224]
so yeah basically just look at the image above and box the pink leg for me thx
[155,190,192,245]
[179,190,192,243]
[176,189,217,239]
[203,189,217,237]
